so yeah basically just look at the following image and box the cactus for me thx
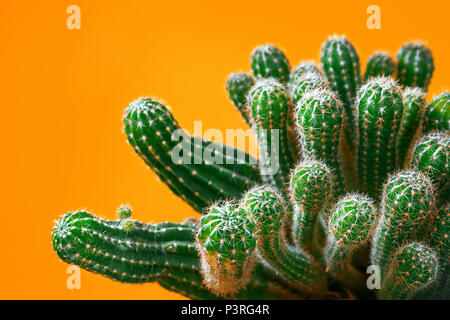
[321,35,361,150]
[196,201,258,296]
[396,42,434,92]
[226,72,255,126]
[423,92,450,134]
[396,87,426,167]
[250,44,290,84]
[296,88,346,194]
[289,61,323,87]
[356,76,403,199]
[247,78,295,190]
[123,97,261,213]
[289,159,334,254]
[364,52,396,81]
[371,169,436,270]
[380,242,439,300]
[51,36,449,300]
[410,131,449,199]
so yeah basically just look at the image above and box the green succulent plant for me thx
[52,35,449,300]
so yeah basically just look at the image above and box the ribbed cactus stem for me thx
[422,92,450,134]
[52,211,200,284]
[247,79,295,190]
[324,194,377,290]
[123,97,260,213]
[242,186,327,295]
[396,42,434,92]
[356,76,403,198]
[290,72,329,105]
[370,169,436,270]
[321,35,361,150]
[410,131,449,197]
[380,242,439,300]
[289,159,334,254]
[196,201,258,296]
[289,61,323,87]
[396,87,426,167]
[296,88,346,194]
[364,52,396,81]
[251,44,290,84]
[226,72,255,126]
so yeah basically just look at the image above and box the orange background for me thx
[1,0,449,299]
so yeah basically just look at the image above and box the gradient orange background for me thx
[1,0,449,299]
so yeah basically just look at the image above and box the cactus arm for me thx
[289,159,334,256]
[422,92,450,134]
[321,35,361,151]
[123,97,260,213]
[410,131,450,201]
[226,72,255,126]
[396,42,434,92]
[396,87,426,168]
[251,44,290,84]
[363,52,396,81]
[290,72,329,105]
[296,88,347,195]
[242,186,328,296]
[324,194,377,292]
[247,79,295,190]
[370,169,436,270]
[380,242,439,300]
[289,61,323,87]
[355,77,404,198]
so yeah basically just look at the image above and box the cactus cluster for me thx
[52,35,449,300]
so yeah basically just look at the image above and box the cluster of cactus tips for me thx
[52,35,449,300]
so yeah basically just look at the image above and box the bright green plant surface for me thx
[52,36,449,300]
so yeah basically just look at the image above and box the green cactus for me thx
[321,35,361,150]
[289,159,334,254]
[51,36,449,300]
[251,44,290,84]
[296,88,346,195]
[380,242,439,300]
[123,97,261,213]
[410,131,449,200]
[364,52,396,81]
[371,169,436,270]
[356,76,404,198]
[226,72,255,126]
[423,92,450,134]
[325,194,377,291]
[290,72,329,105]
[396,42,434,92]
[196,201,258,296]
[289,61,323,87]
[396,87,426,167]
[247,78,295,190]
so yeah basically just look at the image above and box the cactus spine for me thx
[396,42,434,92]
[396,87,426,167]
[226,72,255,126]
[423,92,450,134]
[364,52,396,81]
[123,97,260,213]
[356,77,403,198]
[290,72,329,105]
[321,35,361,150]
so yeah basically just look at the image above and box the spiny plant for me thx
[52,35,449,300]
